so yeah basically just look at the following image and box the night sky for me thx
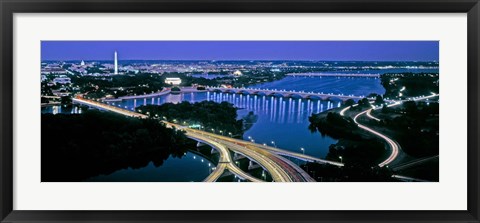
[41,41,439,61]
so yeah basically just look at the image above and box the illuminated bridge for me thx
[73,96,345,182]
[206,87,368,101]
[286,73,381,78]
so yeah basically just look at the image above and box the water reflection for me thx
[114,92,342,124]
[112,92,341,158]
[41,105,83,115]
[87,152,214,182]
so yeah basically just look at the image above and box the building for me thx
[165,77,182,85]
[80,60,85,66]
[53,77,71,85]
[233,70,243,76]
[41,64,67,75]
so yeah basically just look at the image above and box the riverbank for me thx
[41,110,195,182]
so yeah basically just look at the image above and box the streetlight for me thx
[339,156,343,164]
[228,132,232,137]
[219,130,223,135]
[271,141,277,148]
[300,147,305,155]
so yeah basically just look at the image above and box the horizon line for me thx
[41,59,439,62]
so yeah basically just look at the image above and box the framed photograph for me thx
[1,0,479,222]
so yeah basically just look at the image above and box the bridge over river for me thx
[73,96,344,182]
[98,86,373,103]
[206,87,369,101]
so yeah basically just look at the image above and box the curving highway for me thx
[352,109,400,167]
[73,96,350,182]
[74,97,318,182]
[74,96,262,182]
[161,121,265,182]
[340,93,439,167]
[182,127,316,182]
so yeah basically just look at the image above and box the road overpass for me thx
[186,129,343,167]
[184,132,262,182]
[76,96,263,182]
[72,96,320,182]
[172,124,317,182]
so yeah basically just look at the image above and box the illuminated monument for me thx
[114,50,118,75]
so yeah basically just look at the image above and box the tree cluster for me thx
[308,112,360,140]
[377,101,439,157]
[137,101,244,137]
[42,110,193,182]
[302,139,391,182]
[381,73,439,99]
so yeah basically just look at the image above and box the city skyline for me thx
[41,40,439,183]
[41,41,439,61]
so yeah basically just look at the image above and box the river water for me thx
[110,76,385,158]
[88,152,214,182]
[43,76,389,182]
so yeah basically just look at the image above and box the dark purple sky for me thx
[41,41,438,61]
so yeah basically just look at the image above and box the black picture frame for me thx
[1,0,479,222]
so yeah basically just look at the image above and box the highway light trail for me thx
[342,93,439,167]
[74,97,262,182]
[366,109,381,121]
[353,109,399,167]
[186,128,317,182]
[74,97,320,182]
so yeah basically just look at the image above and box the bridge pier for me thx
[233,153,246,161]
[210,148,218,154]
[261,169,267,180]
[248,160,261,170]
[222,171,247,181]
[207,87,364,102]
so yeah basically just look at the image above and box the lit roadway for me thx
[183,132,262,182]
[73,96,323,182]
[340,93,439,167]
[391,155,439,172]
[255,144,343,166]
[72,96,148,118]
[353,109,400,167]
[104,88,171,101]
[74,96,262,182]
[171,126,317,182]
[391,175,430,182]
